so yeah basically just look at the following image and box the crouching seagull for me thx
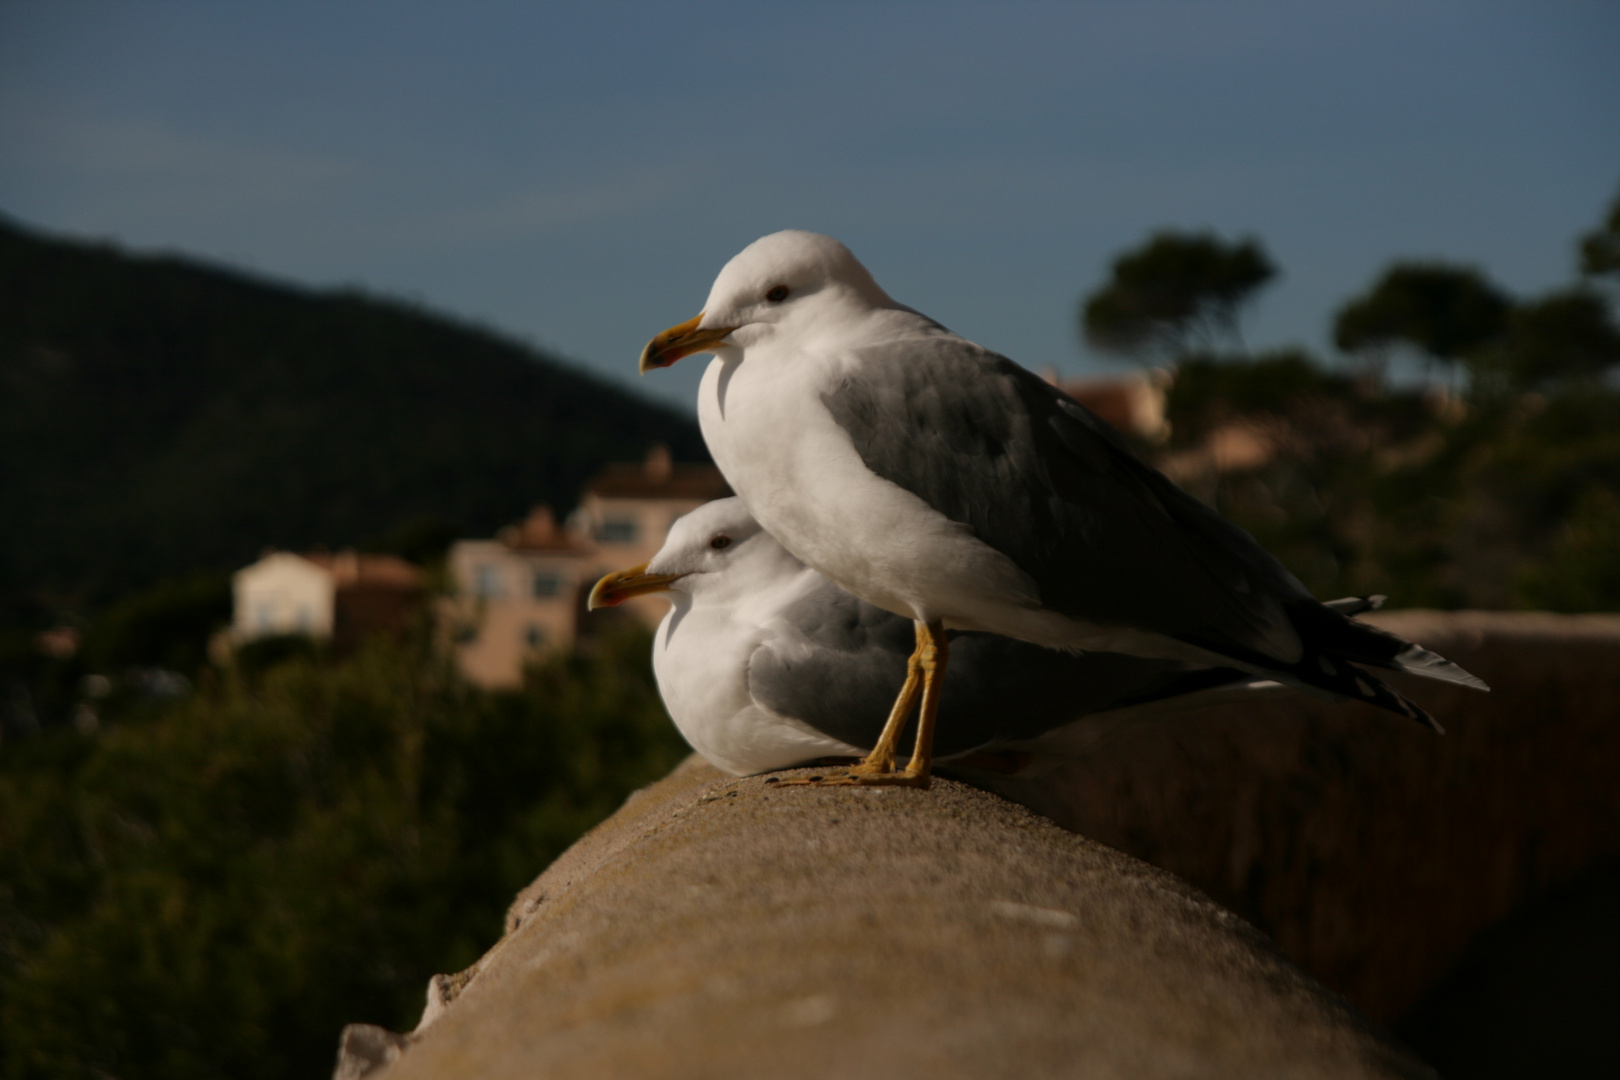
[589,498,1386,778]
[588,499,1373,776]
[639,231,1487,787]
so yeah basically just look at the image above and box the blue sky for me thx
[2,1,1616,410]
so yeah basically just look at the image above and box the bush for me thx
[75,574,231,675]
[0,627,688,1079]
[1514,487,1620,612]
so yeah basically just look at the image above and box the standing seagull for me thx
[640,231,1486,787]
[588,497,1331,776]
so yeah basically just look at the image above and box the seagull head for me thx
[639,230,896,373]
[587,497,793,609]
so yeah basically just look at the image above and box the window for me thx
[474,564,503,597]
[598,517,638,544]
[524,624,545,647]
[532,571,562,598]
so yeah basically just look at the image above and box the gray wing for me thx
[747,576,1244,757]
[821,335,1313,663]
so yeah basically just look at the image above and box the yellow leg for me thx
[780,620,947,790]
[898,620,948,784]
[847,621,926,776]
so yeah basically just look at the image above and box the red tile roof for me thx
[302,552,423,590]
[499,505,595,554]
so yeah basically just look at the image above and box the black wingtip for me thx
[1391,642,1490,692]
[1348,667,1445,733]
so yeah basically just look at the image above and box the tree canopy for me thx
[1578,186,1620,280]
[1080,231,1275,363]
[1084,184,1620,612]
[1332,262,1511,371]
[1492,288,1620,391]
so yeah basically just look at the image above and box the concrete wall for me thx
[350,761,1432,1080]
[967,611,1620,1022]
[335,610,1620,1077]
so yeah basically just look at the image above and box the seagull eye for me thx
[765,285,790,303]
[709,534,731,550]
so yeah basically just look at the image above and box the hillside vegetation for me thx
[0,627,689,1079]
[0,216,705,620]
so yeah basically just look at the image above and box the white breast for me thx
[698,350,1039,628]
[652,589,866,776]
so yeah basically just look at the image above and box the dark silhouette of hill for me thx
[0,215,706,618]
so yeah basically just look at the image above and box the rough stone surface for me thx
[383,760,1429,1080]
[333,1023,409,1079]
[965,611,1620,1022]
[345,610,1620,1078]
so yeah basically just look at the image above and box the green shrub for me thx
[1514,487,1620,612]
[0,627,688,1080]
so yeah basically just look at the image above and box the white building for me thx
[231,550,422,651]
[233,552,336,641]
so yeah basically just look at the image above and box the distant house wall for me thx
[231,551,423,652]
[571,492,717,630]
[575,494,677,569]
[569,446,733,632]
[444,540,596,690]
[232,554,336,640]
[333,584,424,652]
[442,448,732,688]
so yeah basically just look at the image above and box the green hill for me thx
[0,216,706,621]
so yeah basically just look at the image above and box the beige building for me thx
[444,447,730,689]
[568,445,732,573]
[442,507,598,689]
[231,550,423,651]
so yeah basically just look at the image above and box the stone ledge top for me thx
[378,759,1432,1080]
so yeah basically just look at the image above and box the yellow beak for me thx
[587,562,687,610]
[639,312,738,374]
